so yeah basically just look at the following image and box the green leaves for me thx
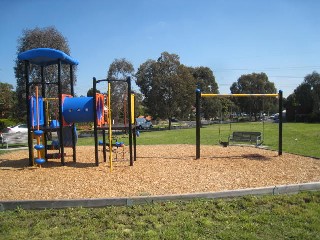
[15,27,75,121]
[136,52,196,127]
[230,73,277,121]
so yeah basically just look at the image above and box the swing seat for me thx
[229,131,262,146]
[220,141,229,147]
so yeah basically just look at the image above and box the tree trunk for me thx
[168,118,172,130]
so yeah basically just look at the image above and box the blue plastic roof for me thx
[18,48,79,66]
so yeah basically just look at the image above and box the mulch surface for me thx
[0,145,319,200]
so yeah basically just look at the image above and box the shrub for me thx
[0,119,17,131]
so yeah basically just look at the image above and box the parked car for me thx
[3,124,28,133]
[136,118,153,130]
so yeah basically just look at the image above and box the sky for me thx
[1,0,320,97]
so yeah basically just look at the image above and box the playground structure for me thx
[195,90,283,159]
[18,48,136,168]
[92,77,136,170]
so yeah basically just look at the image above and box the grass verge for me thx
[1,191,319,239]
[77,122,319,158]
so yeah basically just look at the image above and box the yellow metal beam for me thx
[201,93,279,98]
[43,97,58,101]
[131,93,135,124]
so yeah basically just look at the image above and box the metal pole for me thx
[41,66,48,162]
[127,77,133,166]
[278,90,283,156]
[108,81,113,171]
[70,64,76,162]
[196,89,201,159]
[58,60,65,165]
[103,129,106,162]
[201,93,279,98]
[25,61,33,166]
[133,127,137,161]
[93,77,99,166]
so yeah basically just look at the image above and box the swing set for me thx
[195,90,283,159]
[217,101,266,147]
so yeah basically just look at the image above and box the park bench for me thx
[0,132,28,149]
[228,131,262,146]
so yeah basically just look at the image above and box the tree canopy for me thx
[107,58,134,124]
[285,71,320,122]
[136,52,196,128]
[230,72,277,120]
[0,83,15,118]
[304,71,320,116]
[87,88,100,97]
[192,66,219,119]
[14,26,76,120]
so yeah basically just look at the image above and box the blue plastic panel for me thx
[18,48,79,66]
[63,97,94,123]
[29,96,44,127]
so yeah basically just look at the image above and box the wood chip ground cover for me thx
[0,145,319,200]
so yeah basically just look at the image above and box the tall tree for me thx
[304,71,320,117]
[107,58,134,124]
[192,66,219,119]
[136,52,196,129]
[14,26,76,120]
[0,82,15,118]
[230,72,277,121]
[285,71,320,122]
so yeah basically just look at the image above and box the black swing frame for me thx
[195,90,283,159]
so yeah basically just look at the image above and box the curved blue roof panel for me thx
[18,48,79,66]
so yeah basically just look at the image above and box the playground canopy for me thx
[18,48,79,66]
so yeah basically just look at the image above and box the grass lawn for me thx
[1,191,319,239]
[77,122,319,158]
[2,122,318,158]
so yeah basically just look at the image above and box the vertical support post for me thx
[103,129,106,162]
[70,64,76,162]
[70,65,74,95]
[25,61,33,166]
[93,77,99,166]
[58,60,65,165]
[133,127,137,161]
[41,66,48,161]
[196,89,201,159]
[131,93,136,161]
[278,90,283,156]
[108,81,113,171]
[127,77,133,166]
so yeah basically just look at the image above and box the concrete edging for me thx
[1,182,319,211]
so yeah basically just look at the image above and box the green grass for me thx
[2,122,318,158]
[79,122,319,158]
[1,191,320,239]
